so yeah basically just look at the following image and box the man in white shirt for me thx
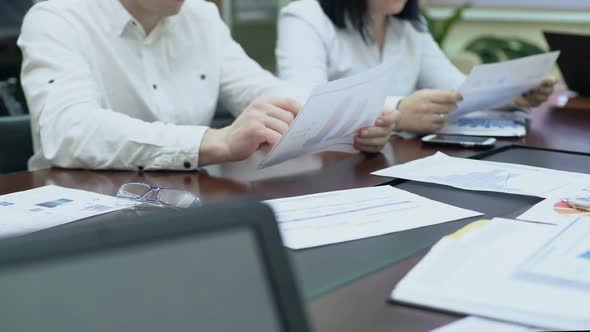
[19,0,399,171]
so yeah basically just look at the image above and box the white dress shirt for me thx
[276,0,466,110]
[19,0,297,171]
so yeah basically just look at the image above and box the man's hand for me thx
[396,89,463,134]
[515,77,557,108]
[354,110,399,153]
[198,97,301,166]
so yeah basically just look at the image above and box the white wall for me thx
[423,0,590,10]
[424,5,590,59]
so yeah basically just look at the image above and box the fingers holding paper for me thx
[354,110,399,153]
[198,97,301,166]
[260,97,300,125]
[515,76,557,107]
[396,89,462,134]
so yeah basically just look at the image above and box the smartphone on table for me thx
[421,134,496,149]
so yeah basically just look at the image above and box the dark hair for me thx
[318,0,424,39]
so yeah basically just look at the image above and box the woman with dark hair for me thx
[276,0,555,137]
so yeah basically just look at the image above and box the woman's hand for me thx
[354,110,400,153]
[515,77,557,107]
[396,89,463,134]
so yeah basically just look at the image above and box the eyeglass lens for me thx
[117,183,199,208]
[158,189,199,208]
[117,183,152,199]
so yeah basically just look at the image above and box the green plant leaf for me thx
[465,35,545,64]
[421,3,471,47]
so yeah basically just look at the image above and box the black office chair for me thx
[0,114,33,174]
[0,78,26,116]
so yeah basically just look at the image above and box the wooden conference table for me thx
[1,100,590,331]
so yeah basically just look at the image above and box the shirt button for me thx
[200,74,206,80]
[184,161,191,169]
[152,84,157,90]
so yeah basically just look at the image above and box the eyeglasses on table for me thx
[115,182,200,208]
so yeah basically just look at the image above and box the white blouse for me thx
[276,0,466,109]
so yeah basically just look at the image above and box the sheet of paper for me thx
[259,63,395,168]
[431,317,532,332]
[264,186,482,250]
[438,109,528,137]
[0,185,138,238]
[519,199,581,224]
[392,218,590,330]
[372,152,590,199]
[454,52,559,117]
[518,193,590,225]
[517,217,590,287]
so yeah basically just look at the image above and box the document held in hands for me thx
[454,51,560,117]
[259,63,395,168]
[264,186,482,250]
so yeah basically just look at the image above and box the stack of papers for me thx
[0,185,137,238]
[264,186,482,250]
[392,218,590,330]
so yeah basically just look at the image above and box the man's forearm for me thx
[198,128,231,167]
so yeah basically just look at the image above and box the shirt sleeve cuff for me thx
[142,125,208,171]
[385,96,404,112]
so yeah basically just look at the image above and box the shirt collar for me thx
[98,0,136,36]
[98,0,180,38]
[156,15,180,38]
[346,16,393,45]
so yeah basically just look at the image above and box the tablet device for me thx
[0,199,310,332]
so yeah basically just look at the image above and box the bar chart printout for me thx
[518,217,590,286]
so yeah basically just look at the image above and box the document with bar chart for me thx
[372,152,590,198]
[0,185,138,238]
[517,217,590,287]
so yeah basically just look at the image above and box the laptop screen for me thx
[0,227,284,332]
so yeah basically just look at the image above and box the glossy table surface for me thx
[1,100,589,331]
